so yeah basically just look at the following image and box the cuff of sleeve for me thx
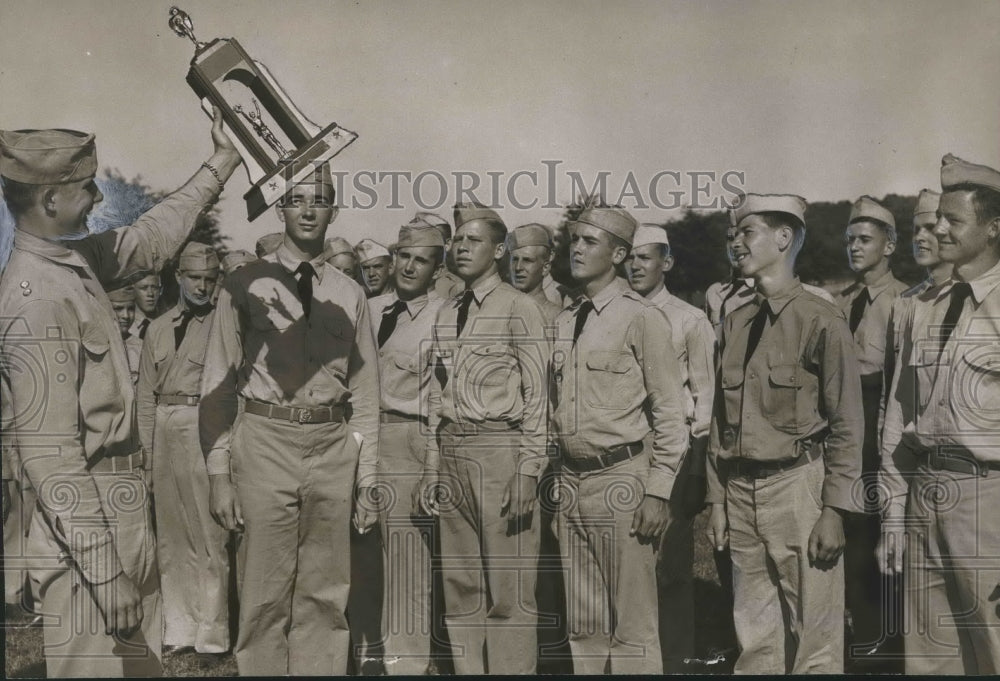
[206,450,231,476]
[73,530,124,585]
[821,483,860,514]
[645,468,676,501]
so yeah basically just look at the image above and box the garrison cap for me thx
[914,189,941,219]
[410,212,451,239]
[507,224,551,251]
[729,193,808,229]
[398,223,445,249]
[221,249,256,274]
[454,203,505,230]
[572,207,638,245]
[106,285,135,304]
[941,153,1000,193]
[849,195,896,233]
[323,236,355,259]
[0,129,98,184]
[178,242,220,271]
[632,223,670,249]
[255,232,283,257]
[355,238,391,264]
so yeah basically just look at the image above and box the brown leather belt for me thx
[88,450,145,474]
[380,411,422,424]
[562,441,644,473]
[440,418,518,435]
[915,449,1000,478]
[244,400,345,424]
[726,440,823,479]
[157,394,200,406]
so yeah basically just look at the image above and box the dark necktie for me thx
[848,287,869,335]
[938,282,973,353]
[456,290,475,337]
[295,262,316,318]
[174,301,213,350]
[138,317,150,340]
[573,299,595,344]
[743,301,770,370]
[378,299,408,348]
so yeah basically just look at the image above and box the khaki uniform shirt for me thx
[137,300,215,454]
[427,273,548,477]
[367,291,444,418]
[0,168,222,584]
[527,286,562,325]
[649,286,716,441]
[550,277,688,499]
[199,245,380,484]
[836,270,908,375]
[706,277,835,340]
[432,269,464,301]
[708,280,864,511]
[881,261,1000,516]
[542,274,567,307]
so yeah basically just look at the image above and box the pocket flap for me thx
[962,347,1000,374]
[720,369,744,389]
[769,364,802,387]
[80,324,109,356]
[585,351,630,374]
[471,344,511,358]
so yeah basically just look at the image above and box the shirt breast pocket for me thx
[584,351,634,411]
[385,353,421,400]
[322,320,353,380]
[761,363,817,435]
[467,344,517,387]
[953,346,1000,432]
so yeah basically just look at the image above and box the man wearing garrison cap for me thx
[323,235,359,279]
[549,207,688,674]
[365,220,446,675]
[707,193,863,674]
[356,237,395,298]
[625,223,715,672]
[880,155,1000,674]
[200,164,379,675]
[415,203,547,674]
[506,223,561,322]
[410,211,463,300]
[106,285,143,386]
[136,242,230,656]
[0,110,240,676]
[835,195,907,672]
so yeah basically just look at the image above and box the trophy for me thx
[167,7,358,221]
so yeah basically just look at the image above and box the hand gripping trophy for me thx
[167,7,358,220]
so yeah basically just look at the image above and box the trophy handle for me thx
[199,97,263,186]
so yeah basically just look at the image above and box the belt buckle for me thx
[297,408,312,424]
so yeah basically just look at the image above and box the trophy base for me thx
[243,121,358,221]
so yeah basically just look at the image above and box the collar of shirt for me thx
[170,297,213,321]
[460,271,502,307]
[753,278,804,317]
[381,291,430,320]
[585,276,630,314]
[272,243,328,284]
[845,268,898,302]
[936,258,1000,306]
[649,284,673,308]
[13,229,90,270]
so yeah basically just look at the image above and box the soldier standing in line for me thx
[323,235,360,279]
[108,285,143,386]
[136,242,229,656]
[625,223,715,672]
[415,203,548,675]
[836,195,907,672]
[550,207,688,674]
[356,238,395,298]
[199,164,380,676]
[0,110,241,677]
[130,271,162,341]
[366,221,446,675]
[707,193,863,674]
[507,223,562,323]
[412,211,464,300]
[879,155,1000,674]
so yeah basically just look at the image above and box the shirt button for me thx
[748,372,756,380]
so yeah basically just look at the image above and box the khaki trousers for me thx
[152,404,229,652]
[29,471,162,678]
[438,423,539,674]
[378,419,434,675]
[903,467,1000,675]
[230,413,356,676]
[558,454,662,675]
[726,456,844,674]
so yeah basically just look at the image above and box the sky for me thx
[1,0,999,253]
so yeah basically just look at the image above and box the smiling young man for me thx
[364,220,446,675]
[107,285,142,385]
[507,223,562,323]
[835,195,908,671]
[137,242,229,657]
[879,155,1000,674]
[625,223,715,672]
[550,207,688,674]
[199,164,379,675]
[0,110,240,677]
[708,193,863,674]
[356,238,395,298]
[416,203,547,674]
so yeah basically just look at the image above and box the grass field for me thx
[4,510,737,677]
